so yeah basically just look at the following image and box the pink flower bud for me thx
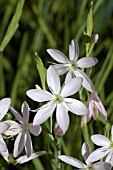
[91,34,99,43]
[54,122,65,137]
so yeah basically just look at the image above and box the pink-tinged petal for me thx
[74,69,94,92]
[0,98,11,120]
[93,162,112,170]
[96,101,107,120]
[82,142,90,162]
[30,123,42,136]
[87,101,93,122]
[58,155,85,168]
[87,147,110,162]
[54,64,70,75]
[90,91,100,102]
[65,70,73,83]
[61,77,83,97]
[13,132,25,157]
[25,132,33,157]
[0,136,7,152]
[56,103,69,133]
[26,89,54,102]
[47,49,69,63]
[47,66,60,94]
[0,122,10,134]
[9,106,23,124]
[76,57,98,68]
[33,102,56,125]
[69,39,79,62]
[106,150,113,166]
[64,98,88,115]
[91,135,111,147]
[21,101,30,123]
[4,120,21,136]
[15,151,47,164]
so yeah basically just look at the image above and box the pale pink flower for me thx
[9,101,42,158]
[27,66,88,133]
[58,142,111,170]
[87,125,113,166]
[47,39,98,92]
[87,91,107,122]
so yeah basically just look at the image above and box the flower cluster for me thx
[0,39,111,169]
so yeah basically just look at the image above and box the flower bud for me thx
[91,34,99,43]
[54,122,64,137]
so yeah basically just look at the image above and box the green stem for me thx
[88,43,94,56]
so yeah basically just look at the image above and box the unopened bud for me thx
[54,122,64,137]
[91,34,99,43]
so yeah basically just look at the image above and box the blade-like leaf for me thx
[0,0,25,52]
[86,1,93,36]
[35,52,46,90]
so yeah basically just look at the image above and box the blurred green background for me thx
[0,0,113,169]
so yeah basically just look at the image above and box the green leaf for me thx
[86,1,93,36]
[35,52,46,90]
[0,0,25,52]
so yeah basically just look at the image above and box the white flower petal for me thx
[0,136,7,152]
[1,149,9,162]
[93,162,112,170]
[10,106,23,123]
[0,135,9,161]
[65,98,88,115]
[87,147,110,163]
[30,123,42,136]
[47,66,60,94]
[26,89,54,102]
[61,77,82,97]
[74,69,94,92]
[65,70,73,83]
[54,64,69,75]
[15,151,47,164]
[76,57,98,68]
[91,135,111,147]
[96,101,107,120]
[0,122,10,134]
[4,120,21,136]
[111,126,113,142]
[56,103,69,133]
[106,150,113,166]
[33,102,56,125]
[69,39,79,61]
[25,132,33,157]
[0,98,11,120]
[47,49,69,63]
[21,101,30,123]
[82,142,91,162]
[58,155,85,168]
[13,132,25,158]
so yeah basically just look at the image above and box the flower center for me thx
[55,95,63,103]
[70,61,76,70]
[110,142,113,149]
[86,166,94,170]
[24,123,30,131]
